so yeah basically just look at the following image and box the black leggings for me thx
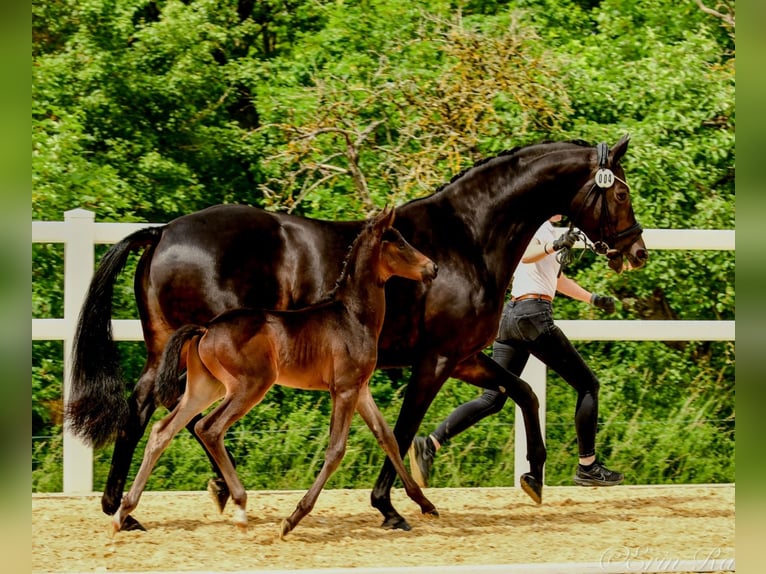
[431,299,600,458]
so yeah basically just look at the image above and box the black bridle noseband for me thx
[557,142,643,268]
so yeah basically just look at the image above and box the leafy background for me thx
[32,0,734,491]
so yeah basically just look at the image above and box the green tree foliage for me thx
[32,0,735,492]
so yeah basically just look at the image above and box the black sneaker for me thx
[408,436,435,488]
[574,460,624,486]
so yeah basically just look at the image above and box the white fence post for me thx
[514,357,546,486]
[62,208,95,493]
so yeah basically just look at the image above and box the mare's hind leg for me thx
[280,386,358,538]
[101,367,158,531]
[112,375,222,533]
[355,385,438,521]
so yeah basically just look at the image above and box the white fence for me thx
[32,208,736,493]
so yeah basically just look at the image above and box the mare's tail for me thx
[155,324,207,407]
[65,226,164,448]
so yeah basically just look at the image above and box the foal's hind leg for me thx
[112,378,222,533]
[191,370,274,530]
[355,385,438,522]
[184,410,235,513]
[280,386,358,538]
[193,398,257,530]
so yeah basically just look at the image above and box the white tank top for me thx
[510,220,561,299]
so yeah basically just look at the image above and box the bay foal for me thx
[111,206,439,536]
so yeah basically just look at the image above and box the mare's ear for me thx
[610,133,630,165]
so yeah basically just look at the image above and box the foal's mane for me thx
[318,217,378,304]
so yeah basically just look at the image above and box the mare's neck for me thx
[442,149,593,292]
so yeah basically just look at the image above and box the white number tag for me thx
[595,168,615,188]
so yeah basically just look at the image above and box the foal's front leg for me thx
[355,385,438,519]
[280,386,358,538]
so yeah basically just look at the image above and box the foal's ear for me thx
[374,204,396,231]
[610,133,630,165]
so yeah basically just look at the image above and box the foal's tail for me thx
[65,226,164,448]
[155,324,207,407]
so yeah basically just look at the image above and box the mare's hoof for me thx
[423,507,440,519]
[520,472,543,504]
[207,478,230,513]
[381,516,412,531]
[120,514,147,532]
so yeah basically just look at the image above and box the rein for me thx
[557,142,643,270]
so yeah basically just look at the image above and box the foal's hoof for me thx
[207,478,230,513]
[520,472,543,504]
[110,514,121,536]
[279,518,292,539]
[381,515,411,531]
[235,521,248,534]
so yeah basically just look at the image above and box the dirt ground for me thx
[32,484,734,573]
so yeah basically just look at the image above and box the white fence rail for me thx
[32,209,736,493]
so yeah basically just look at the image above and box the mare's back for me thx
[148,205,361,326]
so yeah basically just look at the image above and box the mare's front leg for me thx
[371,355,456,530]
[355,385,438,519]
[280,386,358,538]
[452,352,546,503]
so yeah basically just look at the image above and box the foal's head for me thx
[345,206,437,288]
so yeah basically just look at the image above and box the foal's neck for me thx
[334,256,387,332]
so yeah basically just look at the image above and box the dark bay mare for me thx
[67,135,648,532]
[111,207,439,536]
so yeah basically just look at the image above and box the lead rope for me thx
[555,224,588,276]
[556,211,615,275]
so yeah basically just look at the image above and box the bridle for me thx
[557,142,643,269]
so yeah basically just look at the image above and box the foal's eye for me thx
[382,229,398,242]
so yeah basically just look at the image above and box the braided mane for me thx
[319,217,377,303]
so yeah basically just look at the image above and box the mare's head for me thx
[566,134,648,273]
[350,206,438,286]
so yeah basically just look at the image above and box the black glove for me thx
[591,294,617,314]
[552,229,578,252]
